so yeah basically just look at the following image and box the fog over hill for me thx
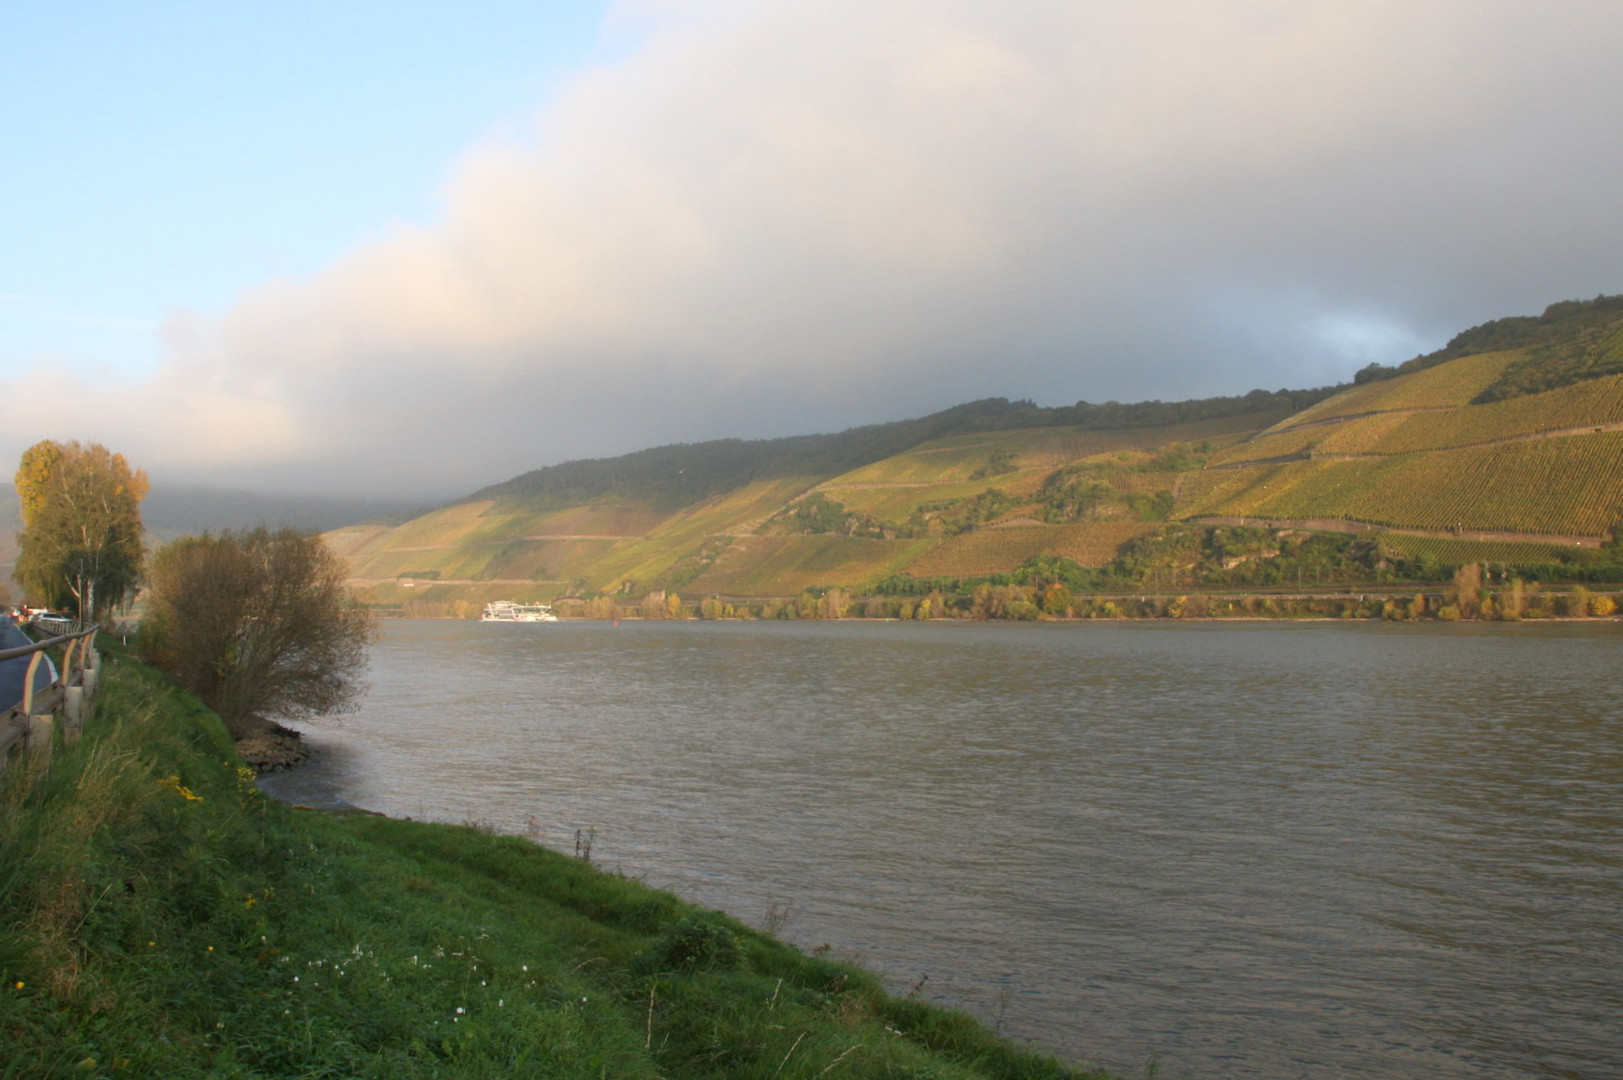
[1,484,428,587]
[138,486,430,542]
[6,3,1622,499]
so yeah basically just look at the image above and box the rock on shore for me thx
[236,722,309,773]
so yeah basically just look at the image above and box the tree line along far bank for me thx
[405,525,1623,623]
[14,438,1622,650]
[530,569,1619,624]
[11,439,373,744]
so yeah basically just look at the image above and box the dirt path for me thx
[1185,515,1606,548]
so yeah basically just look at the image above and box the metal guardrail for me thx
[0,623,102,768]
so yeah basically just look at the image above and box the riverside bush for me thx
[643,912,745,973]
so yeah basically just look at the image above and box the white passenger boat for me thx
[480,600,559,622]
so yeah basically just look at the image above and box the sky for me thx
[5,0,1623,501]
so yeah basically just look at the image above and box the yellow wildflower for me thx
[158,775,203,802]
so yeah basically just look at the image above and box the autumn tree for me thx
[14,440,148,619]
[819,588,851,619]
[1449,562,1482,619]
[140,528,375,738]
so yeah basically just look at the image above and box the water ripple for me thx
[263,619,1623,1079]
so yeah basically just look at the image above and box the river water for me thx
[262,619,1622,1079]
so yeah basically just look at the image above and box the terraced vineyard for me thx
[1367,372,1623,452]
[1207,426,1322,467]
[1173,464,1277,517]
[330,305,1623,611]
[564,477,819,592]
[824,474,1047,521]
[1211,375,1623,467]
[1311,410,1420,455]
[1264,350,1518,432]
[1183,336,1623,543]
[906,521,1159,577]
[1187,434,1623,536]
[479,537,622,581]
[1376,534,1584,566]
[689,535,938,595]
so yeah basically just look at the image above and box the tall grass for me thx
[1,651,1110,1079]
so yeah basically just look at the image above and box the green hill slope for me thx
[332,297,1623,613]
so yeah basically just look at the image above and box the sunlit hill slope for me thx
[329,297,1623,613]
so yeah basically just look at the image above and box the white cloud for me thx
[8,0,1623,496]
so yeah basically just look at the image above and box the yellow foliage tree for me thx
[1450,562,1482,619]
[14,440,149,618]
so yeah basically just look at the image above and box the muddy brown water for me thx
[262,619,1623,1079]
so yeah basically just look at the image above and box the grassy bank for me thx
[1,651,1107,1079]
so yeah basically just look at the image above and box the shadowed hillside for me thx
[331,297,1623,615]
[469,390,1334,512]
[1355,293,1623,401]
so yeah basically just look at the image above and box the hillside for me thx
[330,410,1283,613]
[330,297,1623,615]
[469,390,1330,512]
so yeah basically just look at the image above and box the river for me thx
[261,619,1622,1079]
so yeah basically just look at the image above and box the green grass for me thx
[2,653,1105,1079]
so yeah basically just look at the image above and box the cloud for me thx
[10,0,1623,497]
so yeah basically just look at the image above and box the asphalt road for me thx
[0,622,58,713]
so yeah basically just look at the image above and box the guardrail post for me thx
[2,626,101,762]
[26,710,53,764]
[20,652,43,717]
[63,687,84,743]
[83,635,99,701]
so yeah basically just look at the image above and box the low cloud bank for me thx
[10,0,1623,497]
